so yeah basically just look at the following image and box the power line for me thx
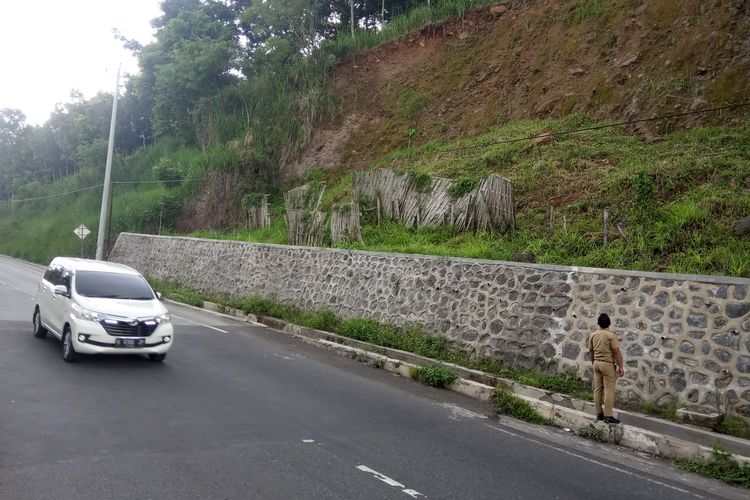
[0,184,104,204]
[0,177,206,205]
[111,178,206,185]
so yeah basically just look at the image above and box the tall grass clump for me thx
[675,445,750,488]
[492,387,550,425]
[413,364,458,388]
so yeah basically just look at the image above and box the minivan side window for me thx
[61,271,71,291]
[46,265,66,287]
[43,268,54,283]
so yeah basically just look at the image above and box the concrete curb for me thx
[168,299,750,464]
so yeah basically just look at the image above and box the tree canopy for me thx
[0,0,433,201]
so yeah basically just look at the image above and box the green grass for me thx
[492,387,550,425]
[151,118,750,278]
[716,415,750,441]
[500,367,592,401]
[675,445,750,489]
[413,364,459,388]
[643,401,679,421]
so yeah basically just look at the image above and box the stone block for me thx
[675,407,723,428]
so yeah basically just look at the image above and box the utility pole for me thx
[350,0,355,37]
[95,65,120,260]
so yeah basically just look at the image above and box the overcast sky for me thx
[0,0,163,125]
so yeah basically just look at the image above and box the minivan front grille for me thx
[100,320,158,337]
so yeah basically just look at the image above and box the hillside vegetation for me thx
[0,0,749,277]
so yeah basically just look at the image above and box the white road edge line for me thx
[0,279,35,299]
[171,314,229,334]
[486,423,705,499]
[356,465,425,498]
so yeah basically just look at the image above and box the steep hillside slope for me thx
[288,0,750,177]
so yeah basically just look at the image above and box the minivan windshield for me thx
[75,271,154,300]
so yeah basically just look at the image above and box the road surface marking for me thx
[171,314,229,334]
[356,465,424,497]
[0,279,35,299]
[441,403,488,421]
[486,423,704,498]
[302,439,315,443]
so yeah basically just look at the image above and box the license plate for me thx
[115,338,146,348]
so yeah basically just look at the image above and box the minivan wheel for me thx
[148,353,167,363]
[33,308,48,338]
[62,328,78,363]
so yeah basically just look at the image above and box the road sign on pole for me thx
[74,224,90,258]
[74,224,91,240]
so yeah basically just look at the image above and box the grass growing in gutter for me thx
[412,364,459,388]
[675,445,750,489]
[715,416,750,441]
[492,387,550,425]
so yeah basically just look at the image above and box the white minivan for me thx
[33,257,174,362]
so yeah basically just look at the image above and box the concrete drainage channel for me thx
[169,299,750,465]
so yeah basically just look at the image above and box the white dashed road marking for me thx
[171,314,229,334]
[440,403,489,421]
[0,279,35,299]
[356,465,425,497]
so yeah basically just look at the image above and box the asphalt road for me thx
[0,254,743,499]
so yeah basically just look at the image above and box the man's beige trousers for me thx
[593,360,616,416]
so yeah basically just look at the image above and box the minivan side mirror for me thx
[54,285,69,297]
[156,292,163,300]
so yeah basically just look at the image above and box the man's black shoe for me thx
[596,413,604,421]
[603,416,620,424]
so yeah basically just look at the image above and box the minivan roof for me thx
[49,258,141,276]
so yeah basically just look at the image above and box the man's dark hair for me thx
[598,313,611,329]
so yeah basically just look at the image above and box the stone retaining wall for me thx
[110,233,750,417]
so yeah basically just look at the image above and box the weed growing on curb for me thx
[492,387,550,425]
[370,357,385,369]
[500,367,592,401]
[675,444,750,489]
[415,364,458,388]
[715,415,750,440]
[578,424,608,442]
[643,401,679,421]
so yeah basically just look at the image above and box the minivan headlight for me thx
[71,303,104,322]
[155,313,171,324]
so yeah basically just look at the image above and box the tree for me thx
[137,4,238,140]
[0,109,28,200]
[239,0,334,72]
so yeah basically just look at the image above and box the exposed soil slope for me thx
[287,0,750,178]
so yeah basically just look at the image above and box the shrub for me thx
[492,387,550,425]
[306,309,340,332]
[447,176,479,199]
[408,171,433,193]
[633,170,655,215]
[414,364,458,388]
[152,158,183,185]
[337,317,390,344]
[397,88,428,120]
[715,415,750,440]
[675,445,750,488]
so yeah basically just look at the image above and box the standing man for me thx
[589,313,624,424]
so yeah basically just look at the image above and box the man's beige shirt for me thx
[589,329,619,363]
